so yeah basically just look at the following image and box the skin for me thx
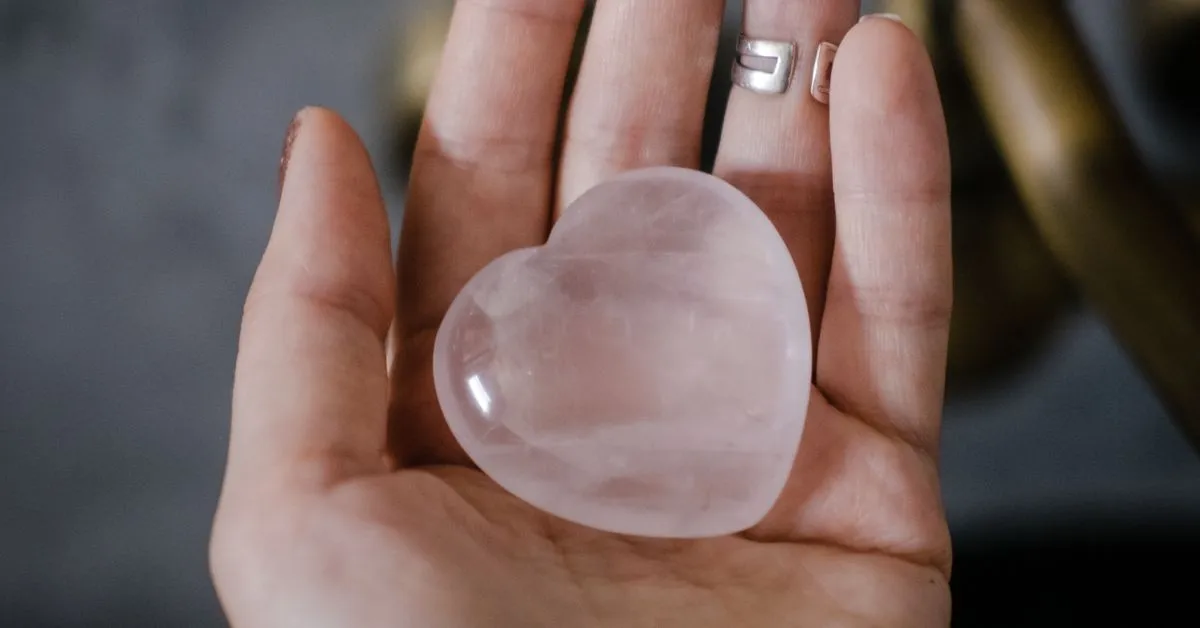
[211,2,954,626]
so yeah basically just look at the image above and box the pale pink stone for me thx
[433,167,811,538]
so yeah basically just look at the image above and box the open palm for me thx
[212,2,953,626]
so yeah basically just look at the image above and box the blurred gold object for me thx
[957,0,1200,441]
[947,181,1073,388]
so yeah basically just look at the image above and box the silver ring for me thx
[732,36,796,95]
[732,36,839,104]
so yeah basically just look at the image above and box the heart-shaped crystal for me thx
[433,167,811,538]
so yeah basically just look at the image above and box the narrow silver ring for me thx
[732,36,839,104]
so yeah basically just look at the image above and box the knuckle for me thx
[414,135,555,176]
[564,121,700,169]
[830,283,953,329]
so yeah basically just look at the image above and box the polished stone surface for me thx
[434,167,812,537]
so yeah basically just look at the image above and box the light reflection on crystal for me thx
[466,374,492,416]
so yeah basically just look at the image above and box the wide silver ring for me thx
[732,36,796,95]
[732,36,838,104]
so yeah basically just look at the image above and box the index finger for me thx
[391,0,589,467]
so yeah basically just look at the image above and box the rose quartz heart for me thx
[432,167,811,538]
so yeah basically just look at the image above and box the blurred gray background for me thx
[2,0,1198,626]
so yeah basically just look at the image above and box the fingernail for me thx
[859,13,903,24]
[278,110,304,197]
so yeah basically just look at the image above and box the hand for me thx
[211,2,953,626]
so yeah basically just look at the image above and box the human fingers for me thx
[819,16,952,455]
[555,0,727,212]
[392,0,589,465]
[713,0,860,347]
[742,20,953,574]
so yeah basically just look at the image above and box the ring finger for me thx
[714,0,860,345]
